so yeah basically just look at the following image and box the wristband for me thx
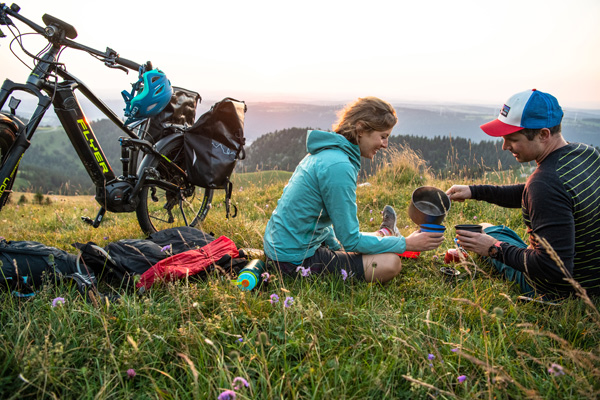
[488,241,503,260]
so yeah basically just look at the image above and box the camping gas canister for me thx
[237,259,266,291]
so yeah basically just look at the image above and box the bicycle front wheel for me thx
[135,137,213,235]
[0,121,18,208]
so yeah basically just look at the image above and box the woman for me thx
[263,97,444,283]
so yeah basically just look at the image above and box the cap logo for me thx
[500,104,510,117]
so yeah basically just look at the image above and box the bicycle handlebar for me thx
[0,2,143,72]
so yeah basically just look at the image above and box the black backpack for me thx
[73,226,218,288]
[183,97,247,218]
[0,239,94,297]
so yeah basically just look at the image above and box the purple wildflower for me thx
[370,209,373,214]
[548,363,565,376]
[451,348,459,352]
[458,375,467,383]
[261,272,270,283]
[296,266,311,277]
[237,337,243,342]
[341,269,348,281]
[127,368,136,379]
[473,216,478,220]
[161,244,172,252]
[370,217,374,222]
[103,236,109,241]
[270,294,279,304]
[232,377,249,390]
[52,297,65,307]
[218,390,236,400]
[284,296,294,308]
[428,354,435,361]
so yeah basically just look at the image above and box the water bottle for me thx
[237,259,266,291]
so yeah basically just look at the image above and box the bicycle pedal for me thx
[80,207,106,228]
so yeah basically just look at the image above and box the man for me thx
[446,89,600,299]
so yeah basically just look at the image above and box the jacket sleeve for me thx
[470,184,524,208]
[318,161,406,254]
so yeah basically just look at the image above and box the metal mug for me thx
[408,186,451,225]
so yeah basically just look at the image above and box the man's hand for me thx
[446,185,472,202]
[455,230,497,257]
[405,230,445,252]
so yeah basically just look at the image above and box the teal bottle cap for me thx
[238,271,258,291]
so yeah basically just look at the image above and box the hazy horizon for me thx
[1,0,599,110]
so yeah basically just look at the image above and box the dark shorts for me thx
[268,245,365,281]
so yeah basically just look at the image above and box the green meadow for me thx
[0,148,598,399]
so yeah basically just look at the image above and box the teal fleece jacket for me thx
[263,130,407,264]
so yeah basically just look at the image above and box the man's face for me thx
[501,131,541,163]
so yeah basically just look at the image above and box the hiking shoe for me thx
[380,205,399,236]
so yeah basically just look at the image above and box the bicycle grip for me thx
[115,57,141,72]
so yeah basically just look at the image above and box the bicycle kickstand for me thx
[81,207,106,228]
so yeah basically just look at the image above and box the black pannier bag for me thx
[183,97,247,218]
[147,86,201,143]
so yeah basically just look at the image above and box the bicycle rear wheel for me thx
[135,137,213,235]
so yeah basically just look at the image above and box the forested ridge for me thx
[238,127,531,178]
[14,122,593,194]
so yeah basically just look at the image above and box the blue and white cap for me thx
[480,89,563,137]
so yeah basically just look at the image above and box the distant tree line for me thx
[13,122,560,194]
[237,127,531,179]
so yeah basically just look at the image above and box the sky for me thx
[2,0,600,110]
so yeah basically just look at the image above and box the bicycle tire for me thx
[0,121,18,208]
[135,136,213,235]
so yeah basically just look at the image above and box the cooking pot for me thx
[408,186,451,225]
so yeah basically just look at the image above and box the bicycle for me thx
[0,3,216,235]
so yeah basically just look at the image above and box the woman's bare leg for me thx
[362,253,402,283]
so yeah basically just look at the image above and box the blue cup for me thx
[420,223,446,233]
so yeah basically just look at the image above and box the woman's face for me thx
[358,128,392,159]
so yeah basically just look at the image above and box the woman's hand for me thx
[446,185,472,202]
[405,230,445,252]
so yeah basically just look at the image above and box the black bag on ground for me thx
[183,98,247,218]
[73,227,217,288]
[147,225,215,254]
[73,240,164,287]
[147,86,201,143]
[0,239,81,296]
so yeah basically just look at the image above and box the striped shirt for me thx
[471,142,600,296]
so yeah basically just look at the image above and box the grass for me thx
[0,147,599,399]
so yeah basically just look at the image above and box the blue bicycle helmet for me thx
[122,68,173,125]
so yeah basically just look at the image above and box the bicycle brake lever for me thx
[104,47,129,74]
[105,62,129,73]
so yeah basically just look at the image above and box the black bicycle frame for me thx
[0,70,187,212]
[0,77,145,185]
